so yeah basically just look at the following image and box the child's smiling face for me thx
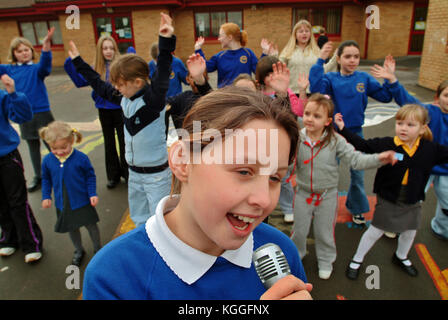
[14,43,33,64]
[168,119,291,256]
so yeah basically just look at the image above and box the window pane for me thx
[310,9,324,34]
[20,22,37,46]
[294,9,309,25]
[34,21,49,45]
[227,11,242,28]
[49,20,63,44]
[211,12,226,37]
[96,17,112,38]
[115,16,133,40]
[414,7,427,31]
[326,8,341,34]
[195,13,210,37]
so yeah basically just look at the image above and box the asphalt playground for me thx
[0,56,447,300]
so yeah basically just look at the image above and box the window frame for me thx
[17,17,64,49]
[408,2,428,55]
[292,6,343,38]
[92,12,135,54]
[193,9,244,41]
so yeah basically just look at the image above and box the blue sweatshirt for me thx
[0,90,33,157]
[386,80,448,176]
[83,222,307,300]
[42,149,97,211]
[196,47,260,88]
[309,58,392,130]
[0,51,52,114]
[149,56,188,98]
[64,57,121,110]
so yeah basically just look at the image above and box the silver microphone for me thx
[252,243,291,289]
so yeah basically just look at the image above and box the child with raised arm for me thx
[83,86,312,300]
[0,28,56,193]
[67,13,176,227]
[335,105,448,279]
[64,35,127,189]
[40,121,100,267]
[0,74,43,264]
[292,94,396,280]
[309,40,394,226]
[371,56,448,241]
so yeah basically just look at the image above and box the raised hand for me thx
[186,53,206,85]
[194,36,205,51]
[42,27,55,52]
[334,113,345,131]
[159,12,174,38]
[1,74,15,94]
[370,64,396,83]
[319,41,333,60]
[383,54,396,74]
[265,61,290,94]
[297,73,309,92]
[67,40,80,59]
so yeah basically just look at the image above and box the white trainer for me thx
[25,252,42,263]
[318,269,332,280]
[283,213,294,223]
[0,247,16,256]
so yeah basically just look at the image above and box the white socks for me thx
[350,226,417,268]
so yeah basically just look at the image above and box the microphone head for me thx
[252,243,291,289]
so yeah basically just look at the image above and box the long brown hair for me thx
[93,35,120,80]
[170,86,300,194]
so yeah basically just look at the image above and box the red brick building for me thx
[0,0,439,88]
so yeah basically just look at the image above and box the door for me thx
[94,14,135,54]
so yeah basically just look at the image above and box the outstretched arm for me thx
[69,41,122,106]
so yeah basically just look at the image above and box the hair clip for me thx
[323,94,331,100]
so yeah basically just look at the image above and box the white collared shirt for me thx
[145,195,253,285]
[16,61,33,66]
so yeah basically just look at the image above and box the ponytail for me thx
[240,30,248,47]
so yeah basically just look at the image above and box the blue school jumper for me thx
[0,51,52,114]
[0,91,33,156]
[83,196,307,300]
[196,47,259,88]
[41,149,96,211]
[149,56,188,98]
[309,58,392,130]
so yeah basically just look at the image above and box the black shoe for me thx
[345,260,362,280]
[27,177,41,192]
[392,253,418,277]
[106,179,119,189]
[71,250,85,267]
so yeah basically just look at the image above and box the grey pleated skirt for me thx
[372,187,421,233]
[19,111,54,140]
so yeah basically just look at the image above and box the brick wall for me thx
[0,20,20,64]
[418,0,448,90]
[172,9,196,62]
[340,4,366,58]
[366,1,413,60]
[132,9,165,62]
[59,13,96,67]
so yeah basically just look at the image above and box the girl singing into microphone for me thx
[83,86,312,300]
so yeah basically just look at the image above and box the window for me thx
[19,20,63,46]
[293,7,342,36]
[94,14,135,54]
[408,4,428,54]
[195,10,243,39]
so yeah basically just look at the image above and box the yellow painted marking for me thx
[442,269,448,284]
[415,243,448,300]
[79,135,104,155]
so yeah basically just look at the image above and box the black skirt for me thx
[55,184,99,233]
[19,111,54,140]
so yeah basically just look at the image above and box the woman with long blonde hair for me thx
[279,20,337,94]
[64,35,128,189]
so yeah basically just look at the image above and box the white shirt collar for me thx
[17,61,33,66]
[145,195,253,285]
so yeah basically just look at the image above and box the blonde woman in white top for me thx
[279,20,337,94]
